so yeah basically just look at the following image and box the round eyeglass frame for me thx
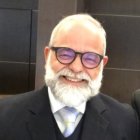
[50,46,104,69]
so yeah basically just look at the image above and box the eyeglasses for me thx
[51,47,104,69]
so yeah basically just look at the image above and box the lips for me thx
[60,75,88,88]
[64,76,83,82]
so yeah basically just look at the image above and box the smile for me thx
[59,76,88,87]
[64,76,83,82]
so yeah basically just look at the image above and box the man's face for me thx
[44,23,108,107]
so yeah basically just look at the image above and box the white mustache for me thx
[56,68,91,82]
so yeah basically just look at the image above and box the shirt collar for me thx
[48,87,86,114]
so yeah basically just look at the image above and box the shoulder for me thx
[91,93,139,139]
[0,89,38,110]
[0,86,48,135]
[0,86,48,117]
[99,93,134,113]
[96,93,137,120]
[99,93,139,136]
[0,86,49,137]
[89,92,139,127]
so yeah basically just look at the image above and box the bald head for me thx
[49,14,106,55]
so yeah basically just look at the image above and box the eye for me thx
[58,48,74,59]
[85,57,97,64]
[59,53,73,60]
[82,53,100,65]
[56,48,75,64]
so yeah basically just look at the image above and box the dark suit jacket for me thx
[0,86,139,140]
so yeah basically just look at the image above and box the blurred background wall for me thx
[0,0,38,98]
[0,0,140,104]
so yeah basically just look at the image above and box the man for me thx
[0,14,139,140]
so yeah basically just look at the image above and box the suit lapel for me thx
[26,86,56,140]
[81,94,109,140]
[25,87,109,140]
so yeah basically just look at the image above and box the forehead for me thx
[52,22,105,53]
[56,20,102,37]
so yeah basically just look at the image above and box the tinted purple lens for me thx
[52,47,102,68]
[82,52,101,68]
[57,48,75,63]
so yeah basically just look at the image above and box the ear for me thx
[44,46,50,62]
[103,55,108,67]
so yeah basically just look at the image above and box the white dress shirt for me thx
[48,87,86,133]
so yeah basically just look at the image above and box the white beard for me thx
[44,58,103,107]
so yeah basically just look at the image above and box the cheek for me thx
[50,54,66,73]
[87,67,101,80]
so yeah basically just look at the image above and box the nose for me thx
[68,55,84,73]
